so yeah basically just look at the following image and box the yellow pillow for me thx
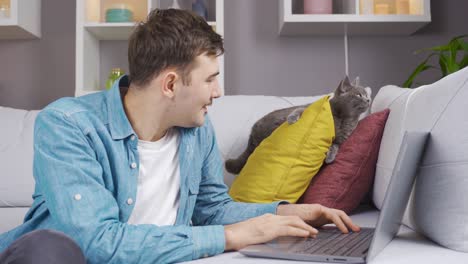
[229,96,335,203]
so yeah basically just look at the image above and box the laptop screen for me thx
[366,131,429,261]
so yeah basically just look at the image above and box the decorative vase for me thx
[106,68,125,90]
[303,0,333,14]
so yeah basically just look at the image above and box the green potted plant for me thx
[403,35,468,88]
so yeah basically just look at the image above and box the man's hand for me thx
[224,204,360,251]
[276,203,361,234]
[224,213,318,251]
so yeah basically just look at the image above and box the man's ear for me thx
[161,71,178,99]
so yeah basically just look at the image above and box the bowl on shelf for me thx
[105,4,133,23]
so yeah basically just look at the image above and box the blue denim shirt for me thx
[0,76,283,263]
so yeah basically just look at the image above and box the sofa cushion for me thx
[371,67,468,252]
[228,96,335,203]
[0,107,39,207]
[0,208,30,234]
[299,109,390,214]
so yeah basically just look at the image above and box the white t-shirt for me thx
[127,129,181,226]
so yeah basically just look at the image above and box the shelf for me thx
[279,0,431,36]
[84,21,217,40]
[85,22,137,40]
[0,0,41,39]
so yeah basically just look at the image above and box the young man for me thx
[0,9,359,263]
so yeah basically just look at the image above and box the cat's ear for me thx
[337,76,351,94]
[352,76,360,86]
[343,75,351,86]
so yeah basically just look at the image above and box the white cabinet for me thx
[0,0,41,39]
[75,0,224,97]
[279,0,431,36]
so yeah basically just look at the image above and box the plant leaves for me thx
[449,38,460,65]
[460,41,468,52]
[460,54,468,68]
[415,35,468,54]
[403,55,436,88]
[414,44,449,54]
[439,54,448,76]
[408,35,468,86]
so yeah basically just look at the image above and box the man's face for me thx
[173,54,221,127]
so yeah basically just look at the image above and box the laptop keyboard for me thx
[289,228,374,257]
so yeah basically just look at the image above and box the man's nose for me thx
[212,79,222,98]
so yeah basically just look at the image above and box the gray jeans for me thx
[0,229,86,264]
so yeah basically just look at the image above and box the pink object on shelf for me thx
[304,0,333,14]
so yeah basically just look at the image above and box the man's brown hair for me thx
[128,8,224,86]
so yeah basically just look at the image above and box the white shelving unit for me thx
[0,0,41,39]
[279,0,431,36]
[75,0,224,97]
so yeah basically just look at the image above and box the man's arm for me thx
[33,109,224,263]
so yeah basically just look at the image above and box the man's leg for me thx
[0,229,86,264]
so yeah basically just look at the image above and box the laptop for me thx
[239,131,430,263]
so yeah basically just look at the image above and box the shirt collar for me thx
[106,75,135,140]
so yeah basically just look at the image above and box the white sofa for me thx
[1,67,468,263]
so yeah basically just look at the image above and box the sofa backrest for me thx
[0,107,39,208]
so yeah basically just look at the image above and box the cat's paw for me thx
[325,145,338,164]
[287,114,300,124]
[325,152,336,164]
[225,159,242,174]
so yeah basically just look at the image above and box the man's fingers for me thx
[283,216,318,236]
[281,226,313,237]
[329,212,349,233]
[337,210,361,232]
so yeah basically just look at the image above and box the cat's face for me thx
[333,76,371,114]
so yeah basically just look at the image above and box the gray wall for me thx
[0,0,75,110]
[1,0,467,109]
[224,0,468,96]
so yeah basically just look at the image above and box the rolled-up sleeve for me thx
[191,225,225,259]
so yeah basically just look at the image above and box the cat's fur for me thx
[225,76,372,175]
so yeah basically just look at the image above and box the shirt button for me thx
[74,194,82,201]
[127,198,134,205]
[130,135,136,141]
[130,162,137,169]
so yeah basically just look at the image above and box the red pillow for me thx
[298,109,390,214]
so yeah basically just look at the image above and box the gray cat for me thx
[225,76,371,175]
